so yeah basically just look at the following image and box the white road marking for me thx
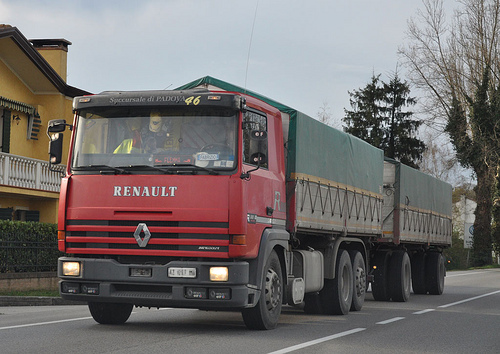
[0,316,93,330]
[267,328,366,354]
[438,290,500,308]
[446,271,491,277]
[376,317,405,325]
[413,309,435,315]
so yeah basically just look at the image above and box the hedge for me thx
[0,220,60,273]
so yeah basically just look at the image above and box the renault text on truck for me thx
[48,76,452,330]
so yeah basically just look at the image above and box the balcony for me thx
[0,152,65,193]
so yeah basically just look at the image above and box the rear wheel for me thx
[411,252,427,294]
[426,252,445,295]
[389,250,411,302]
[349,250,366,311]
[242,250,283,330]
[371,251,390,301]
[319,249,352,315]
[88,302,133,324]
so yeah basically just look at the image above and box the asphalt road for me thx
[0,269,499,354]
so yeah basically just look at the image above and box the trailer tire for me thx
[319,249,352,315]
[411,252,427,294]
[425,252,445,295]
[88,302,133,324]
[389,250,411,302]
[371,251,390,301]
[242,250,283,330]
[349,250,366,311]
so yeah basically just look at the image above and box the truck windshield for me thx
[72,107,238,173]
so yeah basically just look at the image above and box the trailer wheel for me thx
[371,251,390,301]
[411,252,427,294]
[349,250,366,311]
[319,249,352,315]
[242,250,283,330]
[425,252,445,295]
[88,302,133,324]
[389,250,411,302]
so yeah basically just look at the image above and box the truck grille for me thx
[65,219,230,257]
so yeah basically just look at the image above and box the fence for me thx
[0,221,60,273]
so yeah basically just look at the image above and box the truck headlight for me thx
[62,261,81,276]
[210,267,228,282]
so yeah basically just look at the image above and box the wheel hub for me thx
[265,268,281,311]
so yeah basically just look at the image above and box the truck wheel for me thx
[389,250,411,302]
[411,252,427,294]
[242,250,283,330]
[425,252,445,295]
[88,302,133,324]
[349,250,366,311]
[319,249,352,315]
[371,251,390,301]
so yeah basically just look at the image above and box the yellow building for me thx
[0,25,89,223]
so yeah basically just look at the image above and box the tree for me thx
[343,73,426,168]
[400,0,500,265]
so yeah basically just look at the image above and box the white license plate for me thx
[168,267,196,278]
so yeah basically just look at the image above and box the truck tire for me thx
[319,249,352,315]
[371,251,390,301]
[411,252,427,294]
[88,302,133,324]
[389,250,411,302]
[425,252,445,295]
[242,250,283,330]
[349,250,366,311]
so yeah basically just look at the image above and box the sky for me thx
[0,0,432,126]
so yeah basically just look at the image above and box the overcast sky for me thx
[1,0,450,126]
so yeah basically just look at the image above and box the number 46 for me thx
[185,96,201,105]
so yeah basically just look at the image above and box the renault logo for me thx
[134,223,151,247]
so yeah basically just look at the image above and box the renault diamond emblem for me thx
[134,223,151,247]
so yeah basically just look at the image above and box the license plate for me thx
[168,267,196,278]
[130,268,152,277]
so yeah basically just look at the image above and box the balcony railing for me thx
[0,152,65,193]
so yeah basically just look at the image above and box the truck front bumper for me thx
[58,257,258,309]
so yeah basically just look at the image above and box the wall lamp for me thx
[13,115,21,125]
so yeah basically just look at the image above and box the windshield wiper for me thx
[73,165,130,174]
[155,164,219,175]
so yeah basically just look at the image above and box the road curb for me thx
[0,296,80,306]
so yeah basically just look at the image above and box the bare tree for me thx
[317,100,336,127]
[400,0,500,265]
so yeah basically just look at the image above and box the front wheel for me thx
[426,252,445,295]
[242,250,283,330]
[88,302,133,324]
[389,250,411,302]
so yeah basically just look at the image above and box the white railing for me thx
[0,152,65,192]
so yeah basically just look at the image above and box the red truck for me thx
[48,76,452,329]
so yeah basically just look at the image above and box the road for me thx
[1,269,499,354]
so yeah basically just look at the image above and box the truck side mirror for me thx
[48,119,68,133]
[250,130,268,160]
[49,133,64,165]
[241,130,268,180]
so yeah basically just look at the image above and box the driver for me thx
[114,111,178,154]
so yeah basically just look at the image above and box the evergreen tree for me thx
[343,73,426,168]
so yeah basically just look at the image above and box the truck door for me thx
[241,109,286,252]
